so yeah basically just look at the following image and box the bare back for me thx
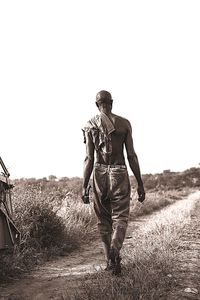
[96,113,135,165]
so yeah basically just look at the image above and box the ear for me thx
[96,102,101,111]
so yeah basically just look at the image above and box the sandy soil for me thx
[0,191,199,300]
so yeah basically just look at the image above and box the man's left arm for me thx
[125,121,145,202]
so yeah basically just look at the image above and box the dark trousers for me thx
[93,164,131,259]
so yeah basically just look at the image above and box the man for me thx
[82,90,145,275]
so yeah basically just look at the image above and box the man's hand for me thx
[81,186,91,204]
[137,185,145,203]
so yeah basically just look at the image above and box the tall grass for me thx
[56,197,97,242]
[129,188,191,219]
[0,178,192,282]
[0,183,96,281]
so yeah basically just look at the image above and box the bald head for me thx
[95,90,113,107]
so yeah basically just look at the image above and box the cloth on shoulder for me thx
[82,113,115,154]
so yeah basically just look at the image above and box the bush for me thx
[0,185,82,282]
[23,203,67,250]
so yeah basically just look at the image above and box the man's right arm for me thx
[82,130,94,199]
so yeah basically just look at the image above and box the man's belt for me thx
[95,163,127,169]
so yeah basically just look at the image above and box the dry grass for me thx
[57,198,97,242]
[0,180,193,282]
[129,188,192,219]
[67,192,198,300]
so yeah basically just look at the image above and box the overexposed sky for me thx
[1,1,200,179]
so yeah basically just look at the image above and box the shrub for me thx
[23,203,67,250]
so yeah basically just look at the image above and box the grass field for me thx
[0,173,193,283]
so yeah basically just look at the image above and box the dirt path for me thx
[0,191,199,300]
[167,194,200,300]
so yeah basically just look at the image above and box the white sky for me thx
[1,1,200,179]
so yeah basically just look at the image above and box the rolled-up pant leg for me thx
[110,168,131,252]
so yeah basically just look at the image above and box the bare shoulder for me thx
[111,113,132,129]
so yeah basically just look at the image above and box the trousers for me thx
[93,163,131,258]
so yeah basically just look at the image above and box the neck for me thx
[101,110,112,116]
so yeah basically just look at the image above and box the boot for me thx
[109,247,122,276]
[101,233,111,267]
[104,260,113,271]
